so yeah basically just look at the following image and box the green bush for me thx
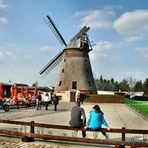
[131,96,148,101]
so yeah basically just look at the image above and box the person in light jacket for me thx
[44,92,51,110]
[85,105,110,139]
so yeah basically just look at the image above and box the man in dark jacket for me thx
[53,94,59,111]
[69,101,86,138]
[36,93,42,110]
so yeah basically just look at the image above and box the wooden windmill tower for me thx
[40,15,97,94]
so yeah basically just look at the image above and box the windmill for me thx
[40,15,97,94]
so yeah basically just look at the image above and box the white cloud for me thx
[0,50,16,60]
[113,9,148,42]
[74,9,115,29]
[0,51,4,59]
[0,17,8,25]
[40,45,50,52]
[90,41,114,60]
[135,47,148,59]
[5,51,15,57]
[0,0,8,9]
[24,54,30,59]
[95,41,114,51]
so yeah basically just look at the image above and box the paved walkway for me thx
[0,102,147,148]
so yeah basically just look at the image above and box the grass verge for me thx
[123,98,148,117]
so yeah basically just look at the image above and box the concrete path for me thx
[0,102,147,148]
[8,102,147,129]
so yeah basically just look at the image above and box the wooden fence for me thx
[0,119,147,148]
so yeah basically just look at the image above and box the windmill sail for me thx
[39,51,63,77]
[44,15,67,46]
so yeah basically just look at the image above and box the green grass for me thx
[124,98,148,116]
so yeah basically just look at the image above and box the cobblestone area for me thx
[0,136,65,148]
[0,137,53,148]
[0,136,104,148]
[0,102,73,120]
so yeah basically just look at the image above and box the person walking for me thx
[69,101,86,138]
[36,93,42,110]
[85,105,110,139]
[44,92,51,110]
[53,94,59,111]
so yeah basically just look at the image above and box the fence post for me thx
[30,121,35,134]
[120,127,125,148]
[122,127,125,141]
[29,121,35,142]
[115,145,125,148]
[21,121,35,142]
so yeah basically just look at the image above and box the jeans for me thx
[72,126,86,138]
[89,127,107,136]
[36,99,41,110]
[45,101,49,110]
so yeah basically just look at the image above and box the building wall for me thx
[56,91,70,102]
[97,90,115,95]
[56,90,80,102]
[55,49,96,93]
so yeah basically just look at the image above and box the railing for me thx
[0,119,147,148]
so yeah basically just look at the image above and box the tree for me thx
[94,78,99,89]
[99,75,103,83]
[127,77,136,92]
[110,78,115,84]
[143,78,148,95]
[119,79,130,92]
[114,81,119,91]
[133,80,143,92]
[32,81,38,87]
[8,79,12,84]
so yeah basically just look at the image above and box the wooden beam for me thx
[0,129,148,147]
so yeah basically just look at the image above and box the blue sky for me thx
[0,0,148,87]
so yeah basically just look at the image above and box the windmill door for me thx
[70,92,76,102]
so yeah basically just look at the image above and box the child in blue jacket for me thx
[85,105,110,139]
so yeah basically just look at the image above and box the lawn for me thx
[124,99,148,117]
